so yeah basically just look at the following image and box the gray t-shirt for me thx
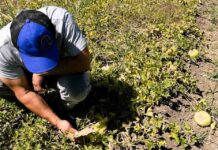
[0,6,87,79]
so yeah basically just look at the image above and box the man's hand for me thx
[56,120,78,134]
[32,74,47,94]
[1,75,78,140]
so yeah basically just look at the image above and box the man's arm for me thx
[32,48,90,93]
[0,75,77,133]
[42,47,90,76]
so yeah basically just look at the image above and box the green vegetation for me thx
[0,0,211,149]
[209,5,218,25]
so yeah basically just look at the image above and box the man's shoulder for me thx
[0,22,20,64]
[0,22,12,48]
[0,22,17,56]
[38,6,68,21]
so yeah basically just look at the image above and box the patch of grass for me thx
[209,71,218,80]
[207,60,218,80]
[208,5,218,24]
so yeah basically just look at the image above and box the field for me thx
[0,0,217,149]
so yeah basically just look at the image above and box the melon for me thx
[194,111,211,127]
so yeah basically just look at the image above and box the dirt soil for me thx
[153,1,218,149]
[192,0,218,149]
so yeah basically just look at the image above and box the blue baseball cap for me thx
[16,19,59,73]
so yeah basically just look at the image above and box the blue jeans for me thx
[0,72,91,110]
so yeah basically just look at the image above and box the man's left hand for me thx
[32,74,47,94]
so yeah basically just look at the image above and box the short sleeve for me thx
[0,64,24,79]
[63,12,87,56]
[0,42,24,79]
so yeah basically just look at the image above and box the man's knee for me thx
[64,85,91,109]
[64,84,91,102]
[57,72,91,109]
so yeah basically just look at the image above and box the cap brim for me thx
[20,46,59,73]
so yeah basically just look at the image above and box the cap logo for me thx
[41,35,52,48]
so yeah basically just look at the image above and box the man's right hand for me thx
[32,74,47,94]
[56,120,78,135]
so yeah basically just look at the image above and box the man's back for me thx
[0,6,87,80]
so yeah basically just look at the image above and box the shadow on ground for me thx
[69,74,137,130]
[0,73,136,132]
